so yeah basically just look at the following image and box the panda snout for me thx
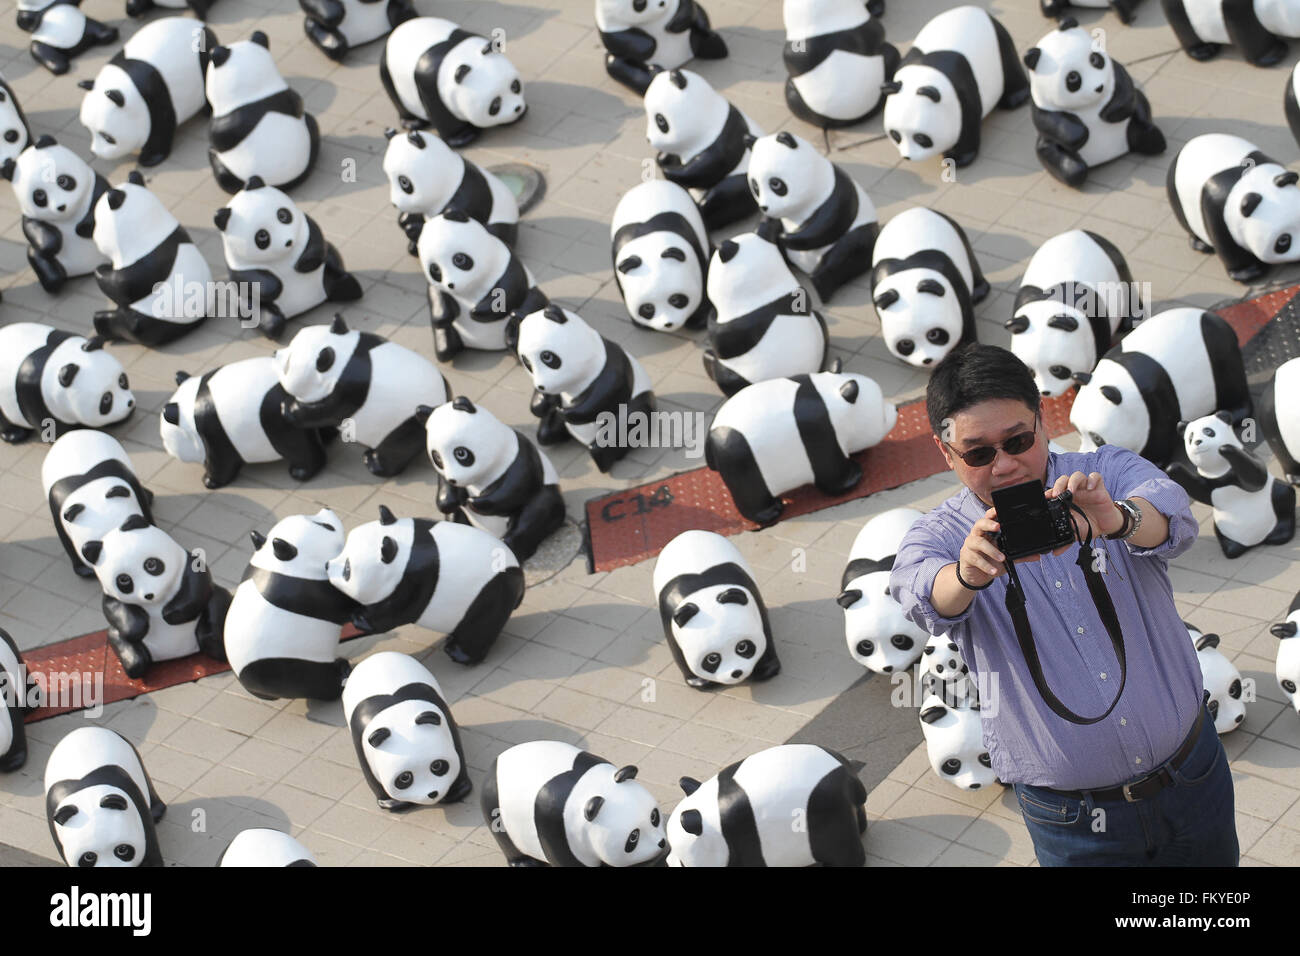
[285,238,292,248]
[658,838,666,848]
[143,592,154,601]
[730,669,744,680]
[57,203,66,212]
[428,790,439,800]
[1193,439,1202,446]
[1095,85,1104,93]
[922,357,933,366]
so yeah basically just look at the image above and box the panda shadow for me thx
[15,105,80,140]
[1161,114,1298,160]
[443,0,559,40]
[159,794,294,867]
[515,83,632,147]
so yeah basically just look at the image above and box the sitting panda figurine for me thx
[610,179,711,332]
[214,177,363,340]
[646,68,762,231]
[595,0,728,94]
[301,0,415,62]
[1163,0,1300,66]
[920,632,977,708]
[380,17,526,146]
[1186,623,1247,733]
[419,397,565,563]
[1272,593,1300,714]
[16,0,117,75]
[1167,412,1296,558]
[747,130,879,302]
[1025,19,1165,188]
[341,651,472,811]
[481,740,667,867]
[0,628,29,772]
[666,744,867,867]
[0,323,135,443]
[919,695,996,790]
[1041,0,1142,23]
[1258,356,1300,484]
[0,72,33,169]
[218,829,317,867]
[783,0,898,129]
[838,508,929,675]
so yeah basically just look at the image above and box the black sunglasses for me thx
[946,417,1039,467]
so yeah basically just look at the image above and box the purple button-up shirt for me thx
[889,444,1204,790]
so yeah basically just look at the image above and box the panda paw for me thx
[1227,262,1268,283]
[1250,41,1289,68]
[0,748,26,772]
[1189,235,1213,254]
[1185,42,1221,61]
[0,425,32,444]
[443,641,485,666]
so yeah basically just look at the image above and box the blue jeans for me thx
[1012,705,1239,866]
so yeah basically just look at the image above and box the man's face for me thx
[934,398,1049,507]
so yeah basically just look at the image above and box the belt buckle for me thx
[1122,781,1138,802]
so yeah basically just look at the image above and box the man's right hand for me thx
[959,508,1007,586]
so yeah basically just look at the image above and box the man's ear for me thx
[932,433,954,470]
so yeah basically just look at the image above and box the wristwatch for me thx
[1105,499,1142,541]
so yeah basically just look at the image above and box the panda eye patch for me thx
[114,844,134,861]
[914,133,933,149]
[668,293,689,309]
[520,355,532,372]
[1229,679,1242,699]
[102,133,116,145]
[431,759,449,776]
[941,758,961,775]
[655,113,669,134]
[453,446,474,466]
[316,347,335,373]
[116,573,134,594]
[3,130,16,143]
[856,639,874,656]
[895,339,915,357]
[540,350,561,369]
[769,178,787,196]
[1090,52,1105,69]
[651,808,660,827]
[1049,365,1071,380]
[701,652,721,673]
[99,392,113,415]
[1276,234,1292,254]
[398,175,413,194]
[1283,679,1296,693]
[735,640,756,658]
[430,450,444,469]
[143,557,164,576]
[452,252,474,271]
[624,829,640,853]
[32,188,46,207]
[488,97,502,117]
[978,753,992,768]
[57,174,75,191]
[926,328,950,345]
[394,771,413,790]
[888,130,901,144]
[1066,71,1081,92]
[276,207,292,224]
[428,262,442,283]
[255,228,271,250]
[510,79,521,94]
[119,373,129,389]
[78,852,97,867]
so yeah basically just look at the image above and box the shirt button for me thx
[1077,626,1085,634]
[1100,672,1107,680]
[1135,757,1143,765]
[1055,581,1062,588]
[1120,718,1127,726]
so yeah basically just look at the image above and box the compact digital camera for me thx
[991,480,1076,561]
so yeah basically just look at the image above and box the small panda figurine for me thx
[919,695,995,790]
[882,5,1029,168]
[1163,0,1300,65]
[0,628,29,772]
[16,0,117,76]
[747,130,879,302]
[341,651,471,811]
[1008,229,1139,397]
[1186,623,1247,733]
[703,230,829,396]
[509,305,656,473]
[218,829,317,867]
[275,315,451,477]
[419,209,547,361]
[214,177,363,340]
[920,632,976,708]
[1258,356,1300,484]
[380,17,526,147]
[0,72,33,169]
[45,727,165,867]
[383,127,518,255]
[481,740,667,867]
[666,744,867,867]
[326,507,524,665]
[610,178,711,332]
[0,323,135,444]
[1166,412,1295,558]
[1271,592,1300,714]
[838,507,928,675]
[1025,19,1166,188]
[301,0,415,62]
[870,207,988,368]
[419,396,565,563]
[783,0,898,129]
[595,0,728,94]
[206,33,320,194]
[78,17,217,168]
[1042,0,1142,24]
[645,68,762,231]
[42,429,154,578]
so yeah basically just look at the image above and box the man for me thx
[889,344,1238,866]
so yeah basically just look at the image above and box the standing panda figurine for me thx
[1042,0,1143,23]
[838,507,929,675]
[1163,0,1300,65]
[1025,20,1166,188]
[1186,623,1247,732]
[380,17,527,146]
[206,33,320,194]
[481,740,667,867]
[610,178,711,332]
[652,530,780,689]
[882,5,1029,168]
[595,0,728,95]
[16,0,117,75]
[301,0,415,62]
[920,631,977,708]
[0,72,33,169]
[747,130,879,302]
[218,829,317,867]
[666,744,867,867]
[1272,593,1300,714]
[0,628,29,772]
[870,207,988,368]
[782,0,899,129]
[1258,356,1300,484]
[645,68,763,230]
[919,695,996,790]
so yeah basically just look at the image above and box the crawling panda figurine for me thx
[838,507,928,675]
[1272,592,1300,714]
[1025,19,1165,188]
[380,17,526,146]
[78,17,217,168]
[747,130,879,302]
[42,429,154,578]
[275,315,451,477]
[1042,0,1142,23]
[45,727,164,867]
[1163,0,1300,65]
[0,628,29,772]
[1167,412,1295,558]
[882,5,1029,168]
[207,33,320,194]
[646,68,762,230]
[419,396,565,563]
[218,829,317,867]
[595,0,728,94]
[919,695,995,790]
[703,230,828,396]
[481,740,667,867]
[610,178,711,332]
[870,207,988,368]
[16,0,117,75]
[0,72,33,169]
[920,632,977,708]
[1186,623,1247,733]
[667,744,867,867]
[302,0,415,62]
[1258,356,1300,484]
[783,0,898,129]
[0,323,135,443]
[342,651,471,811]
[327,506,524,665]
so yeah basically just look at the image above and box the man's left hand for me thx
[1047,471,1124,541]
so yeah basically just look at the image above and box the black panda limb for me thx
[808,223,878,303]
[479,761,542,866]
[702,349,752,397]
[1125,90,1166,155]
[1224,3,1288,66]
[237,657,350,701]
[102,598,153,679]
[1266,481,1297,545]
[707,426,784,525]
[992,16,1030,111]
[445,567,523,664]
[682,0,727,60]
[364,416,428,478]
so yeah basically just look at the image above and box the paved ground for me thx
[1,0,1298,867]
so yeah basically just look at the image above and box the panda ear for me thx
[63,503,85,523]
[245,175,265,190]
[127,171,144,189]
[613,765,638,783]
[380,536,399,565]
[504,313,522,353]
[271,538,298,561]
[1175,420,1188,434]
[162,402,180,426]
[213,207,231,231]
[315,347,335,373]
[408,131,425,149]
[775,131,797,149]
[1023,47,1041,71]
[717,239,740,263]
[1005,315,1030,334]
[583,796,604,821]
[53,805,79,826]
[0,159,13,182]
[616,255,642,274]
[1271,621,1298,638]
[250,30,269,48]
[1072,371,1092,386]
[384,127,399,140]
[442,207,469,223]
[454,64,471,84]
[836,588,862,609]
[106,188,126,211]
[840,379,859,404]
[81,336,104,352]
[330,314,348,334]
[923,644,935,655]
[1240,192,1263,218]
[1058,15,1079,30]
[451,396,476,413]
[1214,410,1233,424]
[367,727,391,748]
[249,530,267,550]
[1276,171,1299,188]
[1100,385,1122,405]
[919,704,947,724]
[916,86,941,103]
[679,776,701,796]
[120,515,150,533]
[672,601,699,627]
[414,404,435,424]
[873,288,900,311]
[542,304,567,324]
[175,371,190,385]
[1046,314,1079,332]
[1196,631,1221,651]
[105,89,125,108]
[35,134,56,149]
[378,504,397,525]
[210,45,231,67]
[917,278,945,296]
[481,41,494,56]
[78,78,94,90]
[755,218,782,243]
[669,69,686,89]
[414,710,442,726]
[99,793,129,811]
[679,808,703,835]
[828,357,842,374]
[81,541,103,565]
[881,80,902,95]
[58,363,78,387]
[742,133,757,150]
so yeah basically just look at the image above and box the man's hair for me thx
[926,344,1041,435]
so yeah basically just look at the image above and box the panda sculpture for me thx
[920,631,977,708]
[1025,19,1166,188]
[1258,355,1300,484]
[78,18,216,168]
[419,396,565,563]
[1287,60,1300,151]
[706,365,897,525]
[302,0,415,62]
[1041,0,1142,23]
[42,429,154,578]
[838,507,929,675]
[327,507,524,665]
[1162,0,1300,66]
[652,530,780,689]
[1272,592,1300,714]
[275,316,451,478]
[595,0,728,94]
[218,829,317,866]
[703,229,829,396]
[0,628,28,772]
[782,0,898,129]
[510,305,656,473]
[0,72,33,169]
[342,651,472,811]
[16,0,117,75]
[666,744,867,867]
[214,177,363,340]
[1186,623,1247,733]
[748,130,879,302]
[1070,308,1252,468]
[882,5,1029,168]
[1008,229,1140,397]
[645,67,762,230]
[45,727,164,867]
[380,17,526,146]
[870,207,988,368]
[206,32,320,194]
[919,695,996,790]
[610,178,711,332]
[481,740,667,867]
[1166,412,1295,558]
[0,323,135,444]
[125,0,214,17]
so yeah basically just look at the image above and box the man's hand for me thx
[958,508,1007,586]
[1047,471,1123,540]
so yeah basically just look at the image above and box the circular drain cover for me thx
[490,163,546,215]
[523,518,583,587]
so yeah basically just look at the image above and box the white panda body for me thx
[783,0,895,126]
[0,73,31,168]
[221,112,312,190]
[94,524,203,663]
[1261,357,1300,481]
[839,507,928,674]
[918,694,995,790]
[30,3,88,49]
[596,0,693,69]
[1186,624,1246,733]
[1275,596,1300,713]
[610,179,710,332]
[0,629,25,768]
[9,139,108,284]
[163,361,273,467]
[334,0,397,50]
[0,323,135,436]
[219,828,317,866]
